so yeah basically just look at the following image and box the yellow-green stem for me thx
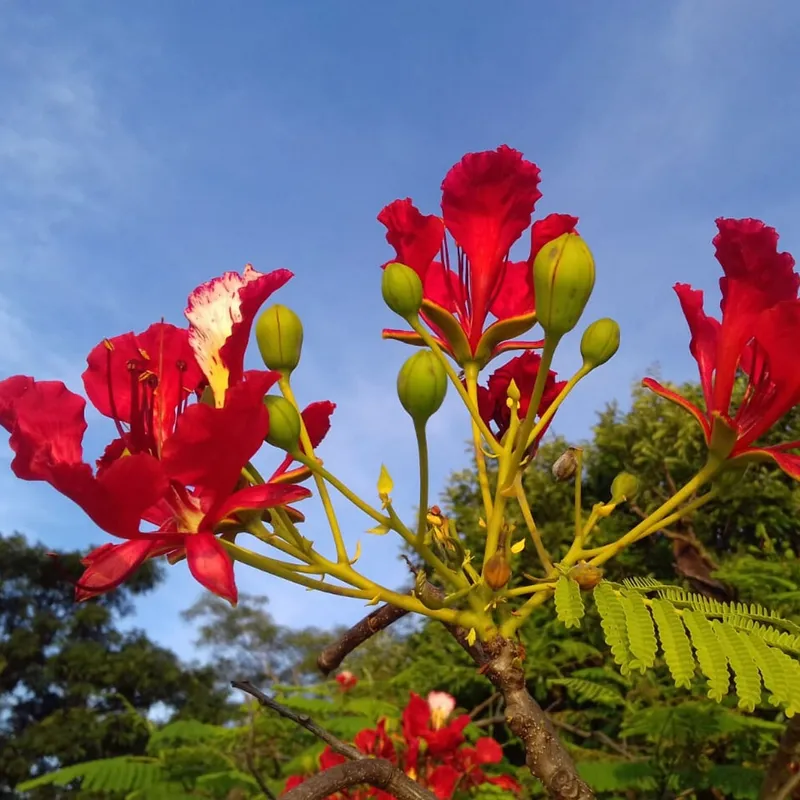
[504,336,559,488]
[246,520,314,564]
[414,419,430,543]
[574,448,583,543]
[279,377,349,563]
[408,318,500,454]
[588,460,722,568]
[500,587,553,637]
[464,364,494,519]
[513,473,553,573]
[503,582,557,598]
[292,452,391,527]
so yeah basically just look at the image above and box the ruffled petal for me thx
[185,531,238,605]
[529,213,579,264]
[378,198,444,278]
[712,218,799,410]
[441,146,542,333]
[185,265,293,402]
[208,482,312,526]
[75,538,164,601]
[489,260,535,320]
[302,401,336,449]
[474,737,503,764]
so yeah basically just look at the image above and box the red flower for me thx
[402,692,470,759]
[0,266,332,606]
[335,671,359,692]
[355,719,396,763]
[379,145,579,367]
[644,218,800,479]
[475,352,567,447]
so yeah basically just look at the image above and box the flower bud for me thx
[580,318,620,369]
[255,304,304,373]
[568,561,604,591]
[263,395,302,452]
[533,233,596,337]
[397,351,447,425]
[382,262,423,319]
[552,448,579,482]
[484,553,512,591]
[610,472,639,504]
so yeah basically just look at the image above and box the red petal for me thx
[162,378,269,501]
[489,260,534,320]
[378,198,444,278]
[185,531,237,605]
[674,283,720,414]
[0,377,168,536]
[529,213,579,264]
[441,146,542,333]
[734,299,800,445]
[83,323,204,446]
[424,261,466,314]
[75,539,160,600]
[427,765,461,800]
[209,482,312,526]
[642,377,711,441]
[712,218,799,410]
[302,401,336,449]
[319,746,347,771]
[735,447,800,480]
[487,774,522,792]
[402,693,431,741]
[475,737,503,764]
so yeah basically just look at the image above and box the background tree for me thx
[0,533,231,798]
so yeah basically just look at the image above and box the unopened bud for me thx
[263,395,302,452]
[610,472,639,504]
[568,561,604,591]
[552,448,579,482]
[382,262,423,319]
[580,318,620,369]
[533,233,596,338]
[415,571,445,610]
[484,553,512,591]
[397,351,447,425]
[255,304,304,373]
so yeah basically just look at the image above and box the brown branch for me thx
[282,759,436,800]
[445,625,594,799]
[549,716,633,760]
[761,714,800,799]
[469,691,501,719]
[232,680,439,800]
[317,602,409,675]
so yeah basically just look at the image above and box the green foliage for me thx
[554,574,585,628]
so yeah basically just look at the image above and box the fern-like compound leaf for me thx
[743,631,790,709]
[650,598,695,688]
[548,677,625,706]
[554,574,585,629]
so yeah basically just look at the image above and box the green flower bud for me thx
[533,233,596,337]
[255,304,304,373]
[580,318,620,370]
[397,351,447,425]
[610,472,639,504]
[382,262,423,319]
[263,395,302,452]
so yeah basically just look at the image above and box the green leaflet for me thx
[554,574,585,629]
[679,610,730,701]
[650,599,694,688]
[593,582,634,675]
[712,621,761,711]
[17,757,163,792]
[619,591,657,672]
[548,677,626,706]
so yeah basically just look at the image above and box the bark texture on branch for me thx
[317,602,409,675]
[282,759,437,800]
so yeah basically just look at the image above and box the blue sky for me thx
[1,1,799,663]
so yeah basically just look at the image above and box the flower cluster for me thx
[0,265,334,606]
[284,686,520,800]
